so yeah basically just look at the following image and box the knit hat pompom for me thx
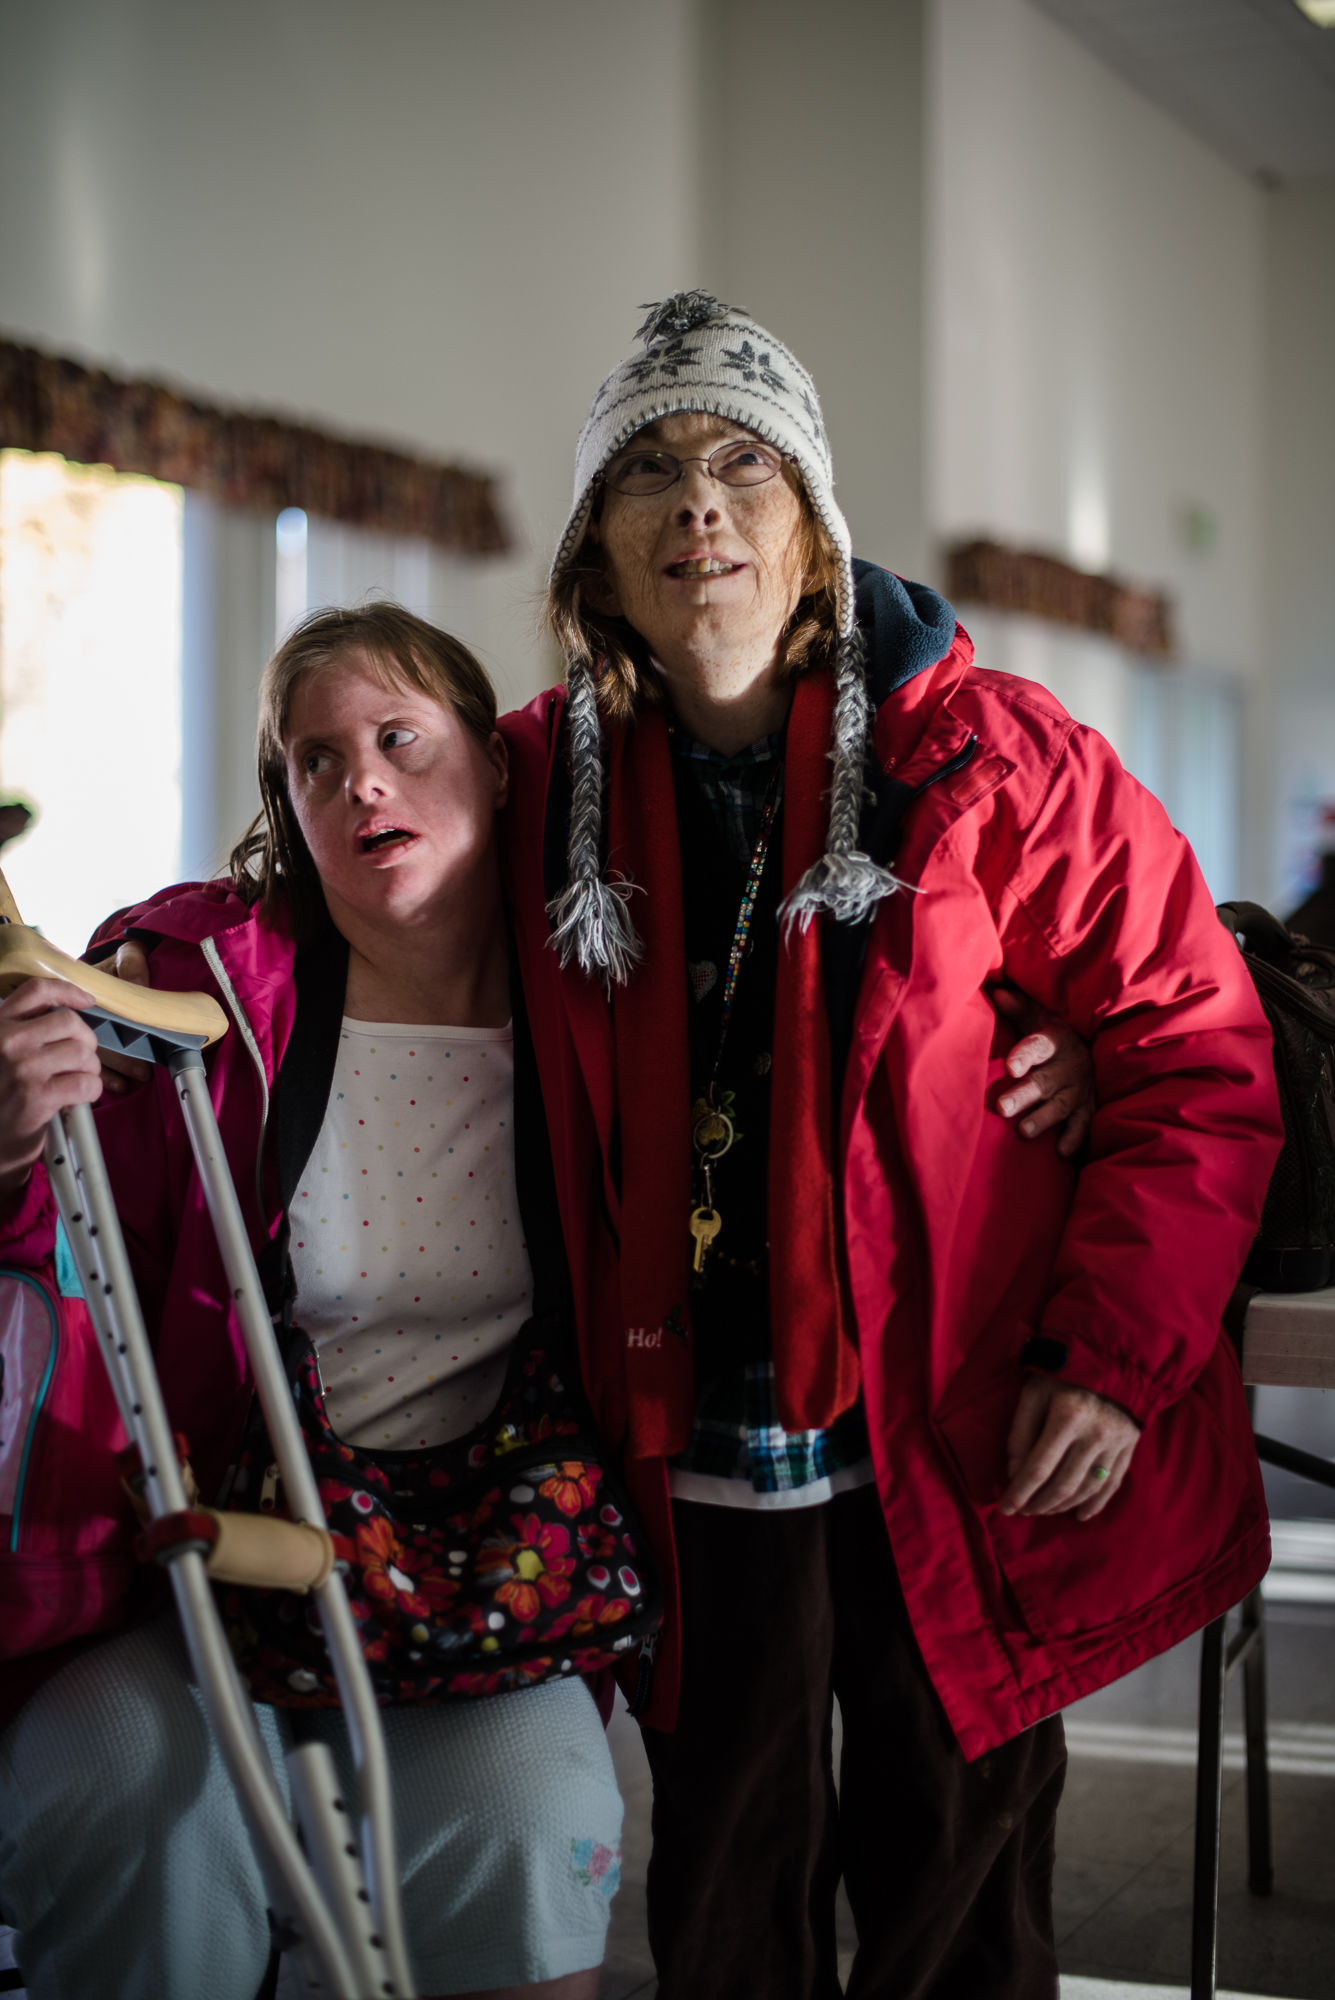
[548,294,903,981]
[633,291,732,346]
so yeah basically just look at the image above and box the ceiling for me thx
[1030,0,1335,179]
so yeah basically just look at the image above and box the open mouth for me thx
[360,827,415,854]
[666,557,743,579]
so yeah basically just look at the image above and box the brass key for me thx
[689,1206,722,1272]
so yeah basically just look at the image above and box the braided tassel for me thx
[779,628,908,937]
[545,658,645,985]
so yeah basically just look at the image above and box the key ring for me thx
[692,1101,735,1164]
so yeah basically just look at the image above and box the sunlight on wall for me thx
[0,451,182,951]
[1067,445,1110,573]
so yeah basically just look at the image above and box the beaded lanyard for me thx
[689,764,783,1274]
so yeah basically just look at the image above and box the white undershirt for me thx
[288,1020,534,1449]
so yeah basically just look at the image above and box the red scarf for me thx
[606,670,860,1461]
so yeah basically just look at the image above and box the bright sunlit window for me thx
[0,450,183,953]
[275,505,308,640]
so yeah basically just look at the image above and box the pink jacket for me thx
[499,621,1284,1756]
[0,886,297,1730]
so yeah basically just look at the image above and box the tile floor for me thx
[598,1591,1335,2000]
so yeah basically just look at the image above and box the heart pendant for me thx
[688,959,718,1003]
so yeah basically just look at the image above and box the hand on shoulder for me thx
[991,986,1095,1158]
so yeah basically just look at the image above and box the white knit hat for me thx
[548,292,901,983]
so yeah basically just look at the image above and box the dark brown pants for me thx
[641,1485,1066,2000]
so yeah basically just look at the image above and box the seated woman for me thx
[0,605,624,2000]
[498,292,1284,1999]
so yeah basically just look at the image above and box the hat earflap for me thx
[546,657,645,986]
[779,627,909,936]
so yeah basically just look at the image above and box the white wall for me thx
[4,0,1329,912]
[927,0,1265,671]
[1263,180,1335,909]
[925,0,1269,897]
[700,0,928,583]
[0,0,703,713]
[0,0,934,884]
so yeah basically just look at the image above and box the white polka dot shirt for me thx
[287,1021,533,1449]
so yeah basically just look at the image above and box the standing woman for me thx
[0,606,622,2000]
[499,294,1282,1998]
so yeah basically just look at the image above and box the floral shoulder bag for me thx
[222,1311,660,1705]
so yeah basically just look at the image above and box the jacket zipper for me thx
[627,1630,658,1717]
[4,1270,60,1554]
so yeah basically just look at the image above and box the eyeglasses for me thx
[600,438,790,497]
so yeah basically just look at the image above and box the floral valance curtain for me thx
[0,336,511,555]
[945,539,1173,657]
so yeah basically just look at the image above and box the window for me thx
[0,451,182,952]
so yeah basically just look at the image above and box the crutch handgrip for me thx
[0,924,228,1052]
[138,1508,336,1593]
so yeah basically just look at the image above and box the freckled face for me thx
[587,412,807,667]
[284,651,506,931]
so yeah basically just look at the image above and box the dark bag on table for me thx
[1217,899,1335,1292]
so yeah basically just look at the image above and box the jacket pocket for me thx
[934,1343,1262,1641]
[0,1553,136,1660]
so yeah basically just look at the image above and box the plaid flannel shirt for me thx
[668,724,872,1494]
[677,1360,871,1492]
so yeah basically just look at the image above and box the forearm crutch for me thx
[0,890,416,1999]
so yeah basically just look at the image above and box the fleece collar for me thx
[853,559,958,706]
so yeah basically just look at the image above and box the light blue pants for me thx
[0,1610,623,1999]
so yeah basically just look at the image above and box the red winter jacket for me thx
[499,582,1283,1757]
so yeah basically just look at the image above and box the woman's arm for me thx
[982,986,1125,1520]
[990,728,1280,1511]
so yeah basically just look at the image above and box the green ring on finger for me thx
[1090,1465,1110,1480]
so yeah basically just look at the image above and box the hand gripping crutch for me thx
[0,887,416,1999]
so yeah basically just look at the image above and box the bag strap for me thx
[507,923,571,1323]
[1216,898,1335,1046]
[258,925,350,1331]
[275,925,351,1213]
[1216,900,1294,968]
